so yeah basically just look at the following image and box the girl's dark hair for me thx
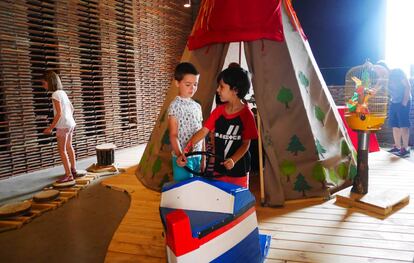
[174,62,199,81]
[217,65,250,99]
[43,70,63,92]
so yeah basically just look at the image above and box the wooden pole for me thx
[351,131,370,194]
[257,112,265,205]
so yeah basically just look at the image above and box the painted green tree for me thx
[277,86,293,109]
[315,139,327,158]
[162,129,170,145]
[294,173,312,197]
[328,168,339,185]
[287,135,306,156]
[280,160,297,182]
[312,162,326,189]
[337,162,349,180]
[340,139,351,157]
[349,164,357,180]
[314,105,326,126]
[298,71,309,93]
[152,156,162,178]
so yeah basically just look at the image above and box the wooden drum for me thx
[96,143,116,166]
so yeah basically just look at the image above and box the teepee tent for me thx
[136,0,356,206]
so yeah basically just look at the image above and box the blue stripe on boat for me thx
[210,228,263,263]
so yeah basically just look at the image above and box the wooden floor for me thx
[102,150,414,263]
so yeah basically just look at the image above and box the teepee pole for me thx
[257,111,265,205]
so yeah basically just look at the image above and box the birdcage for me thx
[344,61,389,131]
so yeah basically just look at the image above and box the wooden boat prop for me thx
[160,177,271,262]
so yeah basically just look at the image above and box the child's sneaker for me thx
[387,146,400,153]
[396,148,410,158]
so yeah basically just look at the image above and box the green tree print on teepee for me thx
[337,162,349,180]
[298,71,309,93]
[314,105,326,126]
[312,162,327,189]
[280,160,296,182]
[294,173,312,197]
[162,129,170,145]
[277,86,293,109]
[315,139,327,158]
[152,156,162,178]
[287,135,306,156]
[328,168,339,185]
[349,164,357,180]
[340,139,351,157]
[139,152,148,170]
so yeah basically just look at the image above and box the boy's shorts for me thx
[172,155,201,182]
[389,102,411,128]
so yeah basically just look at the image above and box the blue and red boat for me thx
[160,177,271,262]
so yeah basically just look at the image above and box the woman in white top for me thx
[42,70,78,183]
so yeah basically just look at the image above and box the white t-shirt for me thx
[168,96,203,154]
[52,90,76,129]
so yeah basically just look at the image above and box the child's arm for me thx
[168,116,182,157]
[43,99,61,134]
[177,127,209,167]
[222,139,251,170]
[184,127,209,152]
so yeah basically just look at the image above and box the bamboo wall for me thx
[0,0,192,179]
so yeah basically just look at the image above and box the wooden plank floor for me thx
[102,150,414,262]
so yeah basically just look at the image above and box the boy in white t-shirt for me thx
[42,70,79,183]
[168,62,203,181]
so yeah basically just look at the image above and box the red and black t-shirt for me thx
[204,104,258,177]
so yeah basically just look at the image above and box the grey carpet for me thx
[0,182,130,263]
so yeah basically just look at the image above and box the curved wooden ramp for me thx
[103,150,414,262]
[102,166,165,262]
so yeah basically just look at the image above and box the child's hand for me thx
[222,158,235,170]
[183,141,193,154]
[176,155,187,167]
[43,127,52,135]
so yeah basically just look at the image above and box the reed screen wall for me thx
[0,0,192,179]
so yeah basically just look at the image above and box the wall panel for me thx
[0,0,192,179]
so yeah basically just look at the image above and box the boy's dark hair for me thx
[217,65,250,99]
[174,62,199,81]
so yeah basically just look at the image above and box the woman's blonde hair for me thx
[43,70,63,92]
